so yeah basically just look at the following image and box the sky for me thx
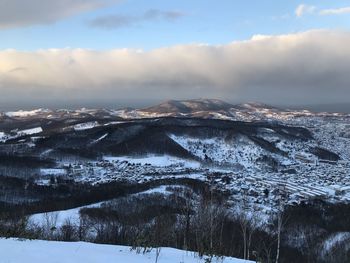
[0,0,350,110]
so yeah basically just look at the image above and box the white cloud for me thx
[295,4,316,17]
[319,6,350,15]
[295,4,350,17]
[0,30,350,106]
[0,0,118,29]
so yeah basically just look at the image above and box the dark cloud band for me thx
[0,30,349,107]
[0,0,118,29]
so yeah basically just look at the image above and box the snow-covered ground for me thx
[73,121,99,131]
[0,131,6,142]
[30,185,191,228]
[40,168,66,176]
[90,133,108,144]
[30,202,104,227]
[0,127,43,142]
[103,155,200,169]
[135,185,183,196]
[17,127,43,136]
[0,239,252,263]
[322,232,350,254]
[169,134,265,168]
[5,109,49,118]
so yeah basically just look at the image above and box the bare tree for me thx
[275,208,283,263]
[238,188,249,260]
[174,187,194,251]
[42,212,59,240]
[60,218,77,241]
[275,182,288,263]
[246,210,258,260]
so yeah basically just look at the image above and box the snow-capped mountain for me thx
[141,99,234,114]
[2,99,349,122]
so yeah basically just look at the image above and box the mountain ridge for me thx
[141,99,235,114]
[1,99,349,124]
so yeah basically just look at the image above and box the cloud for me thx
[143,9,185,21]
[0,0,117,29]
[319,6,350,15]
[89,9,185,29]
[7,67,27,73]
[88,14,134,29]
[295,4,316,17]
[0,30,350,107]
[295,4,350,17]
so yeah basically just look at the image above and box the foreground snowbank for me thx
[0,238,252,263]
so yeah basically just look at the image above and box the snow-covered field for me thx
[30,202,104,227]
[0,239,252,263]
[40,168,66,176]
[103,155,200,168]
[0,131,6,142]
[0,127,43,142]
[73,121,99,131]
[29,185,185,227]
[17,127,43,136]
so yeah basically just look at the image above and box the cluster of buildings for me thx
[34,109,350,215]
[62,159,207,185]
[36,150,350,216]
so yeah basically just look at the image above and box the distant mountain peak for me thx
[141,99,234,114]
[235,102,279,110]
[5,108,52,118]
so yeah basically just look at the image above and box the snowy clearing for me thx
[0,131,6,142]
[30,185,190,227]
[73,121,99,131]
[135,185,182,196]
[40,168,66,176]
[17,127,43,136]
[103,155,200,168]
[30,202,104,227]
[0,239,252,263]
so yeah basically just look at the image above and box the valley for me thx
[1,100,349,212]
[1,99,350,262]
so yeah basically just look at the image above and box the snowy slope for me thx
[0,131,6,142]
[5,109,50,118]
[30,202,104,227]
[0,239,252,263]
[170,134,264,168]
[29,186,189,228]
[1,128,43,142]
[17,127,43,136]
[73,121,99,131]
